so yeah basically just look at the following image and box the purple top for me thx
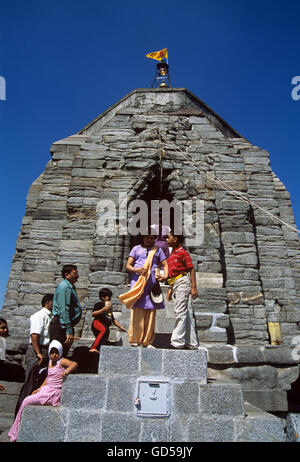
[150,224,171,238]
[150,224,171,259]
[129,245,166,310]
[129,245,166,269]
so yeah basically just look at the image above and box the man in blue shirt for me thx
[49,264,82,355]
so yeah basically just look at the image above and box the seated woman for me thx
[8,340,77,442]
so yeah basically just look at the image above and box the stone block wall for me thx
[15,346,286,442]
[1,88,300,417]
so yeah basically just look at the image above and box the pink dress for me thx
[8,359,65,442]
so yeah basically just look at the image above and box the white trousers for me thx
[170,276,198,348]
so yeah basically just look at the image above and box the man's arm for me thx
[92,301,112,318]
[56,285,74,343]
[30,333,44,363]
[157,259,168,282]
[188,268,198,299]
[113,318,127,332]
[29,312,45,363]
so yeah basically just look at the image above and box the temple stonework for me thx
[2,88,300,417]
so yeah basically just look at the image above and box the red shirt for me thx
[167,246,194,278]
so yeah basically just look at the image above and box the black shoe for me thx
[185,345,199,350]
[170,345,186,350]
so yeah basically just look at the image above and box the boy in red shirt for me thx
[166,232,199,350]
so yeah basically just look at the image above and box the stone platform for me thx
[15,345,286,442]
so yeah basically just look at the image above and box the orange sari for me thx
[119,246,158,309]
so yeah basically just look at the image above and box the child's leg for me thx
[90,319,107,351]
[170,277,191,348]
[8,393,44,442]
[185,309,198,348]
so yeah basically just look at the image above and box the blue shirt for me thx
[52,279,82,335]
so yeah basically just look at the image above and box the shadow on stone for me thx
[71,347,99,374]
[153,333,172,349]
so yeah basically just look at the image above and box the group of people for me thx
[0,227,199,441]
[120,229,199,350]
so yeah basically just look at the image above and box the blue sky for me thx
[0,0,299,308]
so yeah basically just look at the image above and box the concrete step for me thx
[16,398,286,443]
[0,412,14,442]
[235,402,286,442]
[286,413,300,442]
[15,346,287,442]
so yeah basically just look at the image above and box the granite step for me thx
[15,346,286,442]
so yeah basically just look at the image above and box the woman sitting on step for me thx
[8,340,77,442]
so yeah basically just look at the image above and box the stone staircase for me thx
[110,283,230,347]
[0,381,23,442]
[15,345,287,442]
[1,283,293,442]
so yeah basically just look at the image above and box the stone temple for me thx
[2,88,300,441]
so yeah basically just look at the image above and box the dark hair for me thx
[99,288,113,300]
[140,228,155,243]
[0,318,10,337]
[169,230,184,245]
[61,264,77,279]
[41,294,53,307]
[50,347,59,355]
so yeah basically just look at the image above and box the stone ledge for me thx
[199,383,245,416]
[234,402,285,442]
[286,413,300,442]
[60,375,107,409]
[50,134,89,151]
[204,344,300,365]
[18,406,66,442]
[98,346,207,383]
[17,403,286,442]
[243,390,288,412]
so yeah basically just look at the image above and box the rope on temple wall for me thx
[156,130,300,235]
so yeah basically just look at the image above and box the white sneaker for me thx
[130,343,139,347]
[146,344,156,349]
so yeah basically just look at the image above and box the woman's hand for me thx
[157,275,167,282]
[135,267,147,275]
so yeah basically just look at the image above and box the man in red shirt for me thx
[166,231,199,350]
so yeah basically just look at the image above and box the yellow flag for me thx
[146,48,168,61]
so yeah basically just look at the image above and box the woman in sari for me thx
[120,233,168,349]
